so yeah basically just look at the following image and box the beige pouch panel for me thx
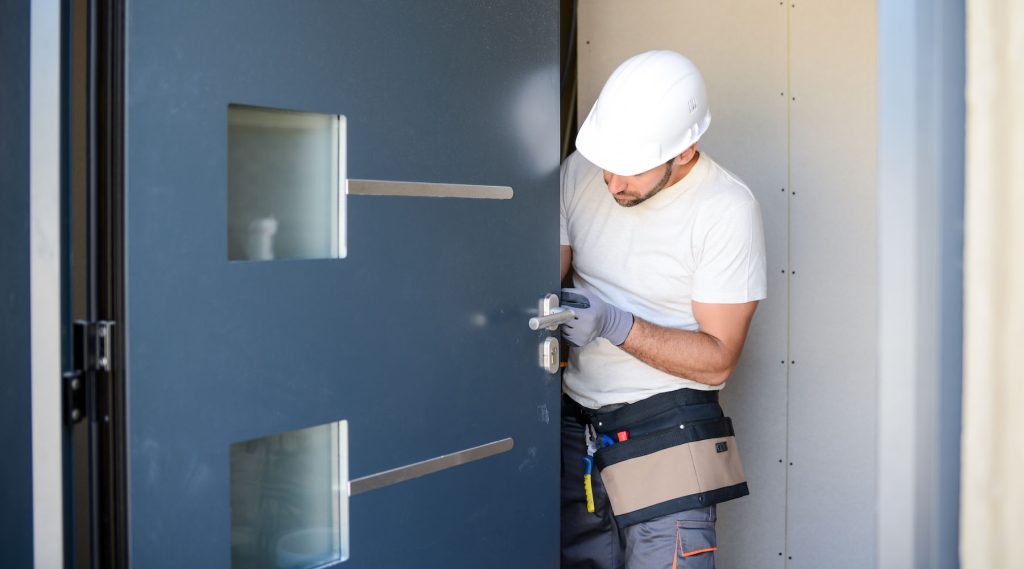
[691,437,746,492]
[600,436,744,516]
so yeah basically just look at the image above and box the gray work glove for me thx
[559,288,634,347]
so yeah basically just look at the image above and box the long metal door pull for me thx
[348,437,514,496]
[347,179,514,200]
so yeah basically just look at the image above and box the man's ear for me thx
[676,144,698,165]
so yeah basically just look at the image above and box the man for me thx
[559,50,767,569]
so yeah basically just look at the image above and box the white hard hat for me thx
[576,50,711,176]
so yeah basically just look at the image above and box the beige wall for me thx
[961,0,1024,567]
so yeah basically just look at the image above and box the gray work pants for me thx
[561,399,717,569]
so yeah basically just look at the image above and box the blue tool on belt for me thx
[581,432,622,513]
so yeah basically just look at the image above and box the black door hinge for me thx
[64,320,115,425]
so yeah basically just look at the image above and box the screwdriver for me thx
[582,456,596,513]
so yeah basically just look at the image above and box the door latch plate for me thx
[540,337,560,374]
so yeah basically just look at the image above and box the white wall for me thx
[577,2,878,567]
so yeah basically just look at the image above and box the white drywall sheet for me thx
[577,1,878,567]
[788,1,878,567]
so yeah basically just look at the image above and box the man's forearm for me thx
[619,317,737,386]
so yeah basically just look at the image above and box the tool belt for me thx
[569,389,749,527]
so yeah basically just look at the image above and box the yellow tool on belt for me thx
[583,456,596,513]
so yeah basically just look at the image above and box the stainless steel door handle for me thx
[529,293,575,331]
[532,294,569,374]
[528,308,575,331]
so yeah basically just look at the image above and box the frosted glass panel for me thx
[230,421,349,568]
[228,105,346,261]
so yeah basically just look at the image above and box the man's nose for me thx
[605,173,627,194]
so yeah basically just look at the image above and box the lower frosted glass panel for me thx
[230,421,349,568]
[228,105,346,261]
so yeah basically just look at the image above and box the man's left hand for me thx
[559,288,634,347]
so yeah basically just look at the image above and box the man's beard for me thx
[614,161,674,208]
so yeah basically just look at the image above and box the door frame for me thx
[82,0,128,566]
[64,0,129,566]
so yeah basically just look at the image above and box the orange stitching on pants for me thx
[674,522,718,566]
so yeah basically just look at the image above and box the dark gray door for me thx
[122,2,559,567]
[0,2,35,565]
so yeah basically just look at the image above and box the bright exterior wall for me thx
[962,0,1024,567]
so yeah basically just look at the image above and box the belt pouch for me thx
[593,415,749,527]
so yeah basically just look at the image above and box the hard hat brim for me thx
[576,109,711,176]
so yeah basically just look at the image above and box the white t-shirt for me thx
[560,151,767,409]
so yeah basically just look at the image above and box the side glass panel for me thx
[227,105,346,261]
[230,421,349,568]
